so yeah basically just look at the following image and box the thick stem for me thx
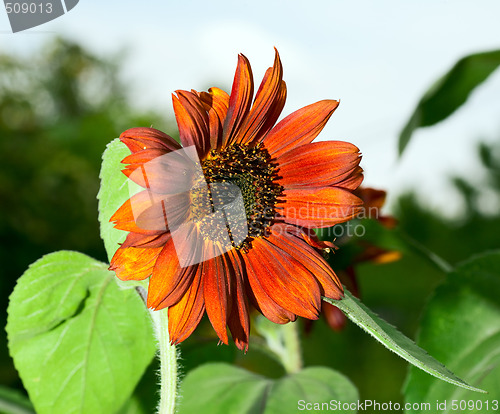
[281,321,303,374]
[150,308,177,414]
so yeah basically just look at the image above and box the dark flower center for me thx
[197,144,283,251]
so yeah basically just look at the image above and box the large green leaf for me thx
[404,251,500,413]
[177,363,358,414]
[398,49,500,155]
[324,291,484,393]
[6,251,156,414]
[97,138,133,262]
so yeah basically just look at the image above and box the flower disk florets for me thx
[199,144,283,251]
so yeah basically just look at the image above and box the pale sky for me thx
[2,0,500,215]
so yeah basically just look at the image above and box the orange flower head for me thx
[109,49,363,351]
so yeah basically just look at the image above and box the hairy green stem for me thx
[150,308,177,414]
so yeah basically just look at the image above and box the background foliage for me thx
[1,38,499,413]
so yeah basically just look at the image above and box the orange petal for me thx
[122,149,196,194]
[221,54,254,148]
[338,167,364,191]
[226,250,250,352]
[268,224,343,300]
[109,245,163,281]
[203,248,233,345]
[120,127,181,153]
[110,191,166,235]
[241,250,296,324]
[263,100,339,158]
[199,87,230,150]
[277,141,361,188]
[244,237,322,319]
[168,265,205,344]
[281,187,363,228]
[172,90,210,157]
[147,226,202,309]
[235,49,286,145]
[120,231,171,249]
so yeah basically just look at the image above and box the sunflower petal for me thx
[120,127,181,153]
[120,231,171,249]
[268,224,343,300]
[172,90,210,157]
[281,187,363,228]
[222,54,254,148]
[240,252,295,324]
[109,245,163,281]
[148,226,202,309]
[203,248,233,345]
[244,237,322,319]
[235,49,286,145]
[277,141,361,188]
[123,149,197,194]
[263,100,339,158]
[111,191,166,234]
[226,250,250,351]
[168,266,205,344]
[339,167,364,190]
[199,87,230,150]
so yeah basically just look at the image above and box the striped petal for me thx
[235,49,287,145]
[243,237,322,319]
[339,167,364,190]
[120,127,181,153]
[268,224,343,300]
[226,250,250,351]
[277,141,361,188]
[147,225,202,309]
[281,187,363,228]
[199,87,230,150]
[168,266,205,345]
[109,245,163,281]
[221,54,254,148]
[203,247,233,345]
[172,90,210,158]
[263,100,339,158]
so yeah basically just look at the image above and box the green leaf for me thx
[324,291,485,393]
[97,138,133,262]
[404,251,500,413]
[6,251,156,414]
[398,49,500,155]
[0,386,34,414]
[177,363,358,414]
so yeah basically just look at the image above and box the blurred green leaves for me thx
[404,251,500,413]
[6,251,156,414]
[178,363,358,414]
[399,49,500,155]
[0,385,34,414]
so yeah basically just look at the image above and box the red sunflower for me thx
[109,49,363,351]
